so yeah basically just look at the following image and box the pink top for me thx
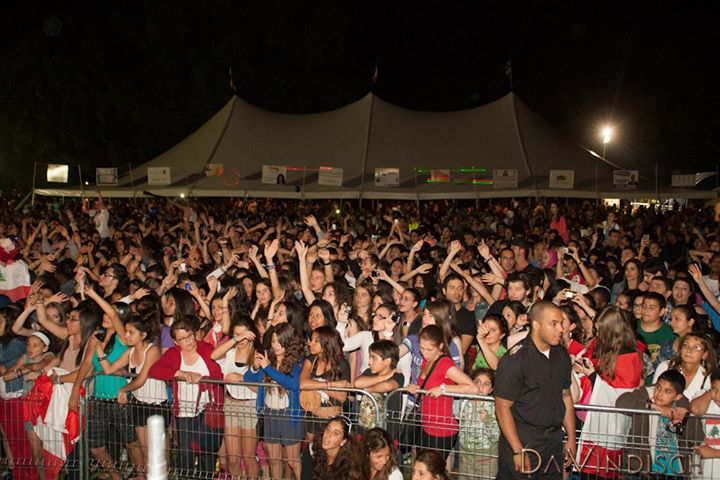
[418,356,458,437]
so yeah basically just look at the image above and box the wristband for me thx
[98,355,108,362]
[513,451,523,456]
[323,260,331,265]
[266,263,276,270]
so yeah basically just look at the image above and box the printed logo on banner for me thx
[96,168,118,186]
[147,167,171,186]
[318,167,343,187]
[374,168,400,187]
[613,170,638,189]
[493,169,518,189]
[204,164,225,177]
[548,169,574,189]
[262,165,287,185]
[46,164,69,183]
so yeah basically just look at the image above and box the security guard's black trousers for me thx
[498,424,565,479]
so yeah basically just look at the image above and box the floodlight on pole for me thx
[601,126,613,145]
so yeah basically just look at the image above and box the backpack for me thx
[358,392,384,430]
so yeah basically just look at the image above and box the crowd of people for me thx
[1,193,720,479]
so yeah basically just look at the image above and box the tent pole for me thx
[78,165,84,196]
[359,95,375,205]
[595,163,599,205]
[655,163,658,198]
[129,163,136,203]
[31,162,37,206]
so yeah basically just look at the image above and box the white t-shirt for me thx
[703,275,719,298]
[93,208,110,239]
[178,355,210,417]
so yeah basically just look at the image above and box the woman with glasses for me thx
[653,333,718,399]
[149,316,224,478]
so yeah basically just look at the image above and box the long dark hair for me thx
[593,306,640,380]
[312,417,363,480]
[0,305,21,347]
[362,428,399,480]
[307,299,337,333]
[269,323,303,376]
[311,326,346,381]
[60,303,101,368]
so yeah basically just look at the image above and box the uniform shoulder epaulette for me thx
[508,343,523,356]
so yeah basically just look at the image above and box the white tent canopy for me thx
[35,93,712,200]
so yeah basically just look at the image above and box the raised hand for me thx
[264,238,279,261]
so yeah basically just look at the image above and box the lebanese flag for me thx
[576,351,643,478]
[0,238,30,302]
[24,370,85,480]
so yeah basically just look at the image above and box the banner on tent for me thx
[318,167,343,187]
[262,165,287,185]
[374,168,399,187]
[613,170,638,189]
[95,168,118,186]
[493,169,518,189]
[549,169,574,189]
[429,170,450,183]
[147,167,171,186]
[46,165,69,183]
[205,164,225,177]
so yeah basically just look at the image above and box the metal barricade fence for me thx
[0,381,85,480]
[77,375,381,480]
[383,389,720,480]
[5,377,720,480]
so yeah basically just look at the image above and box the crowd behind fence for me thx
[1,376,720,479]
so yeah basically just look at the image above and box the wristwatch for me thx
[439,383,446,395]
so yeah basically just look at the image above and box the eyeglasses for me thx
[680,344,704,353]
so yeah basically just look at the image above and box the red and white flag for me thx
[0,238,30,302]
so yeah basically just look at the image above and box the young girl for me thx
[689,368,720,479]
[454,368,499,480]
[472,315,508,371]
[252,323,304,480]
[211,316,260,479]
[362,428,403,480]
[94,314,165,478]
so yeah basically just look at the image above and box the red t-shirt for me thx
[418,356,458,437]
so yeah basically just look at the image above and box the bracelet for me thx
[16,369,22,379]
[323,260,331,265]
[98,355,108,362]
[266,263,276,270]
[513,451,523,456]
[54,376,63,385]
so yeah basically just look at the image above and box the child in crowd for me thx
[454,368,498,480]
[689,368,720,479]
[354,340,404,436]
[616,370,703,478]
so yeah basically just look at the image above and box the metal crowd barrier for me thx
[3,379,720,480]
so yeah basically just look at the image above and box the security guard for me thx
[494,301,576,479]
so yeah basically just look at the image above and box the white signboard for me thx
[548,169,574,189]
[262,165,287,185]
[96,167,118,186]
[318,167,343,187]
[374,168,400,187]
[493,169,518,189]
[147,167,171,186]
[46,164,69,183]
[205,164,225,177]
[613,170,638,188]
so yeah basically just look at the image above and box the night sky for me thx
[1,0,718,191]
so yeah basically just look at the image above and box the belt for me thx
[543,425,562,435]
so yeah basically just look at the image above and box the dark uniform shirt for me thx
[494,335,572,430]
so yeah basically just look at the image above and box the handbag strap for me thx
[416,355,445,404]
